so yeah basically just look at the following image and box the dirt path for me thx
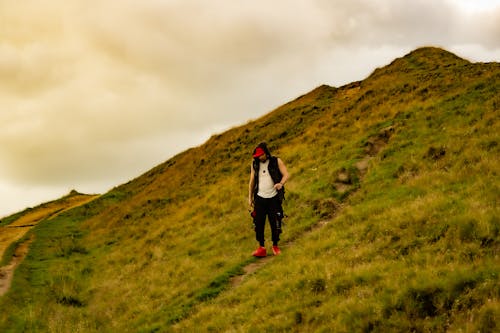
[230,256,273,287]
[0,236,33,296]
[0,193,98,297]
[230,219,335,288]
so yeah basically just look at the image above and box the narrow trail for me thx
[0,194,99,297]
[229,218,338,288]
[229,126,394,288]
[0,236,33,296]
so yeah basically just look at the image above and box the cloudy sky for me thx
[1,0,499,217]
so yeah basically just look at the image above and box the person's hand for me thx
[248,197,254,209]
[274,183,283,191]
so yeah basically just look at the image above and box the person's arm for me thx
[274,158,289,191]
[248,163,255,208]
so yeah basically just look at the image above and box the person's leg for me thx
[268,196,281,246]
[254,196,266,247]
[267,196,283,255]
[276,201,284,236]
[253,199,267,257]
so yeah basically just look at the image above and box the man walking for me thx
[248,142,289,257]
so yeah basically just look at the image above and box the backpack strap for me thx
[268,156,285,202]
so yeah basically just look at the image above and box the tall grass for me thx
[0,47,498,332]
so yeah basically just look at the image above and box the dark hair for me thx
[253,142,271,158]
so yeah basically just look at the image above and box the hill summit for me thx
[374,46,470,75]
[1,47,499,332]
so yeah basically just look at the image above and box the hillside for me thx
[0,191,98,295]
[0,47,498,332]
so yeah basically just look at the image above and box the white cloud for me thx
[451,0,500,13]
[0,0,499,217]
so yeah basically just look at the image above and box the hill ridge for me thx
[0,47,498,332]
[368,46,471,80]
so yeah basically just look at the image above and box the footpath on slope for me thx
[171,125,395,328]
[230,125,395,288]
[0,193,99,296]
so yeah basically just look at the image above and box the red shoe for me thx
[272,246,281,256]
[252,246,267,257]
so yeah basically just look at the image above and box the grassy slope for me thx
[0,47,498,332]
[0,191,98,266]
[175,48,500,332]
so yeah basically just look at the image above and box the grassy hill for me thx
[0,190,98,265]
[0,47,498,332]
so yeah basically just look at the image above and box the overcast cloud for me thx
[1,0,499,217]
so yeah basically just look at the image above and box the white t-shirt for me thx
[256,159,277,198]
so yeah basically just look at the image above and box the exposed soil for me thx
[230,217,336,288]
[230,256,273,287]
[0,236,33,296]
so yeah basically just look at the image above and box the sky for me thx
[1,0,499,218]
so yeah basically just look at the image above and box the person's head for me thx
[252,142,271,161]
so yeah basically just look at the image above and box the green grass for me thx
[0,47,498,332]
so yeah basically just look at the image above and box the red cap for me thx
[253,147,265,158]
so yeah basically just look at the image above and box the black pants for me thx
[254,195,283,246]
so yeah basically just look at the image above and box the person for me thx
[248,142,289,257]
